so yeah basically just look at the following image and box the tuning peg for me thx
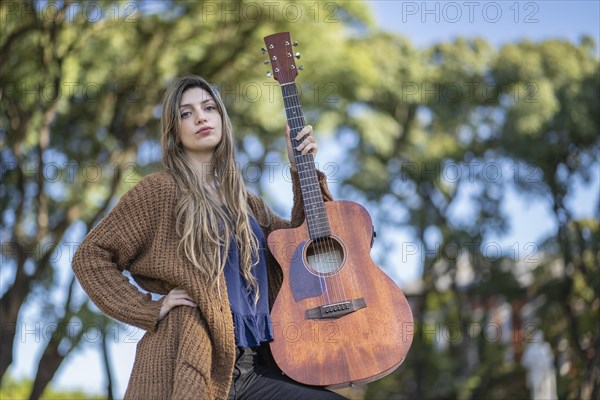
[298,65,304,71]
[266,71,273,78]
[264,60,270,65]
[293,41,299,46]
[295,52,301,59]
[261,47,267,54]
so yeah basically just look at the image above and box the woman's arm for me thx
[72,173,171,332]
[249,124,333,233]
[248,167,333,235]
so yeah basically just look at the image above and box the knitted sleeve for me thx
[249,169,333,234]
[72,173,169,332]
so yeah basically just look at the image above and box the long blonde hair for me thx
[160,75,260,302]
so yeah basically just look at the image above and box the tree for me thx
[341,35,600,399]
[2,1,598,399]
[1,0,373,397]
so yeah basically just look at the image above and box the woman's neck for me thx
[183,153,223,206]
[185,152,216,185]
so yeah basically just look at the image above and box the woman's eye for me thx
[181,111,191,118]
[205,105,216,111]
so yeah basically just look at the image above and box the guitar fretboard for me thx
[281,83,331,239]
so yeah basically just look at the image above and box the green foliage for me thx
[0,373,104,400]
[1,1,598,399]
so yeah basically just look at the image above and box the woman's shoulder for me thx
[118,171,178,207]
[127,171,176,194]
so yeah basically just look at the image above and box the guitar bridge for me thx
[306,298,367,320]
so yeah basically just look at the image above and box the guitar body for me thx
[268,201,414,387]
[262,31,413,387]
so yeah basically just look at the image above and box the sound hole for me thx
[305,236,346,277]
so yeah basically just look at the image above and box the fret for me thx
[304,199,325,206]
[308,219,328,226]
[308,218,329,225]
[301,192,321,198]
[301,183,321,190]
[309,226,331,233]
[300,180,319,186]
[298,170,318,176]
[308,229,332,238]
[309,224,330,230]
[301,185,321,192]
[310,230,332,236]
[303,192,321,197]
[303,198,324,205]
[298,173,317,179]
[297,166,318,173]
[303,195,322,202]
[299,181,319,187]
[308,222,330,229]
[280,83,330,240]
[297,163,317,169]
[306,213,326,220]
[309,225,330,231]
[309,227,331,234]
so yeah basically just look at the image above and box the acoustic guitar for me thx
[263,32,414,388]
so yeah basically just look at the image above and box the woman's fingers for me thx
[167,288,196,305]
[158,288,197,321]
[294,125,318,156]
[294,125,312,141]
[169,298,197,307]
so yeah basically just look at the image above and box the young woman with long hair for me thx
[72,75,346,399]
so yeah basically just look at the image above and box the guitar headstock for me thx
[263,32,302,85]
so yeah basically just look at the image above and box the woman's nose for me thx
[195,110,207,123]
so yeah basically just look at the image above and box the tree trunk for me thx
[1,266,32,379]
[101,327,114,400]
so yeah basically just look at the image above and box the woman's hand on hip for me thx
[158,287,197,321]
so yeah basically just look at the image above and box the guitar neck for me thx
[281,83,331,239]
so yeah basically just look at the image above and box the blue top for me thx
[223,215,273,347]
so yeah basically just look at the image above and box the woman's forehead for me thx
[180,87,215,106]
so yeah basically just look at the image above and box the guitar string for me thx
[285,68,335,305]
[280,44,347,305]
[285,75,344,306]
[289,85,336,304]
[288,82,340,304]
[276,46,331,305]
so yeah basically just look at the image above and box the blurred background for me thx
[1,0,598,399]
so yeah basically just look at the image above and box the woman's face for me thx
[178,87,223,161]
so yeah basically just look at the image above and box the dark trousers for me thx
[227,345,347,400]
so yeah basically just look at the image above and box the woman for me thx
[72,75,346,399]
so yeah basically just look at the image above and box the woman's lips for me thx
[195,126,213,135]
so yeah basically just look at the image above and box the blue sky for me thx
[369,0,600,53]
[8,1,600,398]
[362,0,600,282]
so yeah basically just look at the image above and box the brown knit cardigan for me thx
[72,169,333,399]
